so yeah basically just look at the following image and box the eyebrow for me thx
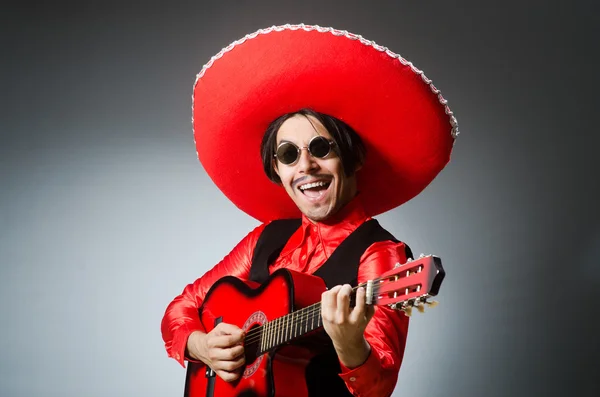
[278,139,293,144]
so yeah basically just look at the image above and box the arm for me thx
[160,224,266,367]
[323,240,410,397]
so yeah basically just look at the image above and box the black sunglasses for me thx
[274,136,336,166]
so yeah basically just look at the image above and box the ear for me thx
[272,159,281,179]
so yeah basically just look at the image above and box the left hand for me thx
[321,284,376,368]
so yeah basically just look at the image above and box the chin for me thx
[302,205,333,222]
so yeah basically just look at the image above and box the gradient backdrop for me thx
[1,1,599,396]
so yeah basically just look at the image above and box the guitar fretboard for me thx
[246,302,323,356]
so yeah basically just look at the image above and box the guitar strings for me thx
[242,282,369,343]
[242,280,391,345]
[244,265,425,348]
[243,285,385,347]
[243,263,423,345]
[242,282,386,346]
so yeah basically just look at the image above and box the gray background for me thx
[2,1,599,396]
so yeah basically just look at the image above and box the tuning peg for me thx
[416,303,425,313]
[425,300,439,308]
[423,299,439,309]
[402,306,412,317]
[394,262,401,268]
[419,253,426,258]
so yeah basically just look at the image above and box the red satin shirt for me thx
[161,197,410,396]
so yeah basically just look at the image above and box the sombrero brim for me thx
[193,24,458,222]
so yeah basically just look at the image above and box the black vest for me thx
[248,218,412,397]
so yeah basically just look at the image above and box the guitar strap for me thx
[249,217,413,397]
[248,218,303,284]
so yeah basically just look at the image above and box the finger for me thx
[365,304,375,322]
[350,286,366,323]
[336,284,352,321]
[211,344,245,361]
[217,369,241,383]
[214,322,245,338]
[219,355,246,372]
[321,286,342,321]
[211,333,245,348]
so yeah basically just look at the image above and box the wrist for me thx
[186,330,207,362]
[335,337,371,369]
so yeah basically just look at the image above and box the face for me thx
[273,115,358,222]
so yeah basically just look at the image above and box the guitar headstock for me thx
[365,254,445,316]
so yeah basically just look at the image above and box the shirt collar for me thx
[281,194,370,258]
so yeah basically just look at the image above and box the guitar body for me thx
[185,269,328,397]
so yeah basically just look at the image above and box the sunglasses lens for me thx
[309,136,331,158]
[276,143,299,165]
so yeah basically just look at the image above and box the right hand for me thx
[187,323,246,382]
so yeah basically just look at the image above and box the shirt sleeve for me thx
[160,223,266,367]
[337,240,410,397]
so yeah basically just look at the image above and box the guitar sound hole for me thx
[244,324,260,364]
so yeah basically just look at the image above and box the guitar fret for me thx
[258,303,328,354]
[293,311,297,339]
[273,317,278,348]
[264,324,267,353]
[260,323,264,353]
[305,306,309,333]
[283,315,290,343]
[261,322,271,352]
[279,315,284,344]
[278,316,283,346]
[265,323,269,353]
[268,318,273,350]
[273,318,278,350]
[267,321,272,351]
[316,306,322,328]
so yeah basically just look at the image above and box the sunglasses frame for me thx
[274,135,336,166]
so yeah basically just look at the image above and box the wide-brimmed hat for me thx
[192,24,459,222]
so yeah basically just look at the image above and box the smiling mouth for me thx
[298,180,331,199]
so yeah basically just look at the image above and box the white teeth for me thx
[299,181,328,191]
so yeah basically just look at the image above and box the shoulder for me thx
[242,218,302,252]
[358,223,412,282]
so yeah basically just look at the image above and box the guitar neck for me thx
[244,254,444,355]
[249,302,324,355]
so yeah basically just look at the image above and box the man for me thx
[161,24,458,397]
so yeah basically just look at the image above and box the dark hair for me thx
[260,108,366,184]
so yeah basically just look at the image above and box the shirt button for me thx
[301,254,306,260]
[349,377,356,382]
[175,353,181,360]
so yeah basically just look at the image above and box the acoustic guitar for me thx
[184,254,445,397]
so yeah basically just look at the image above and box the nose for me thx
[296,147,318,173]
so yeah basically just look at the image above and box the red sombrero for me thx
[192,24,459,223]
